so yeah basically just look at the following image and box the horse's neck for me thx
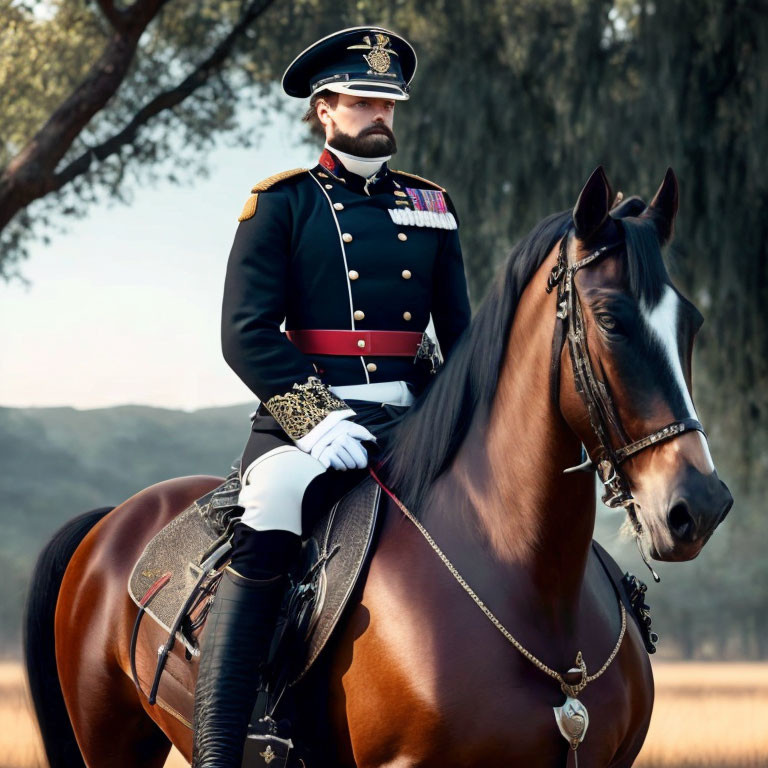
[425,255,596,614]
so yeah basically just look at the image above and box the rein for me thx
[546,233,705,581]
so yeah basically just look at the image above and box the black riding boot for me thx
[192,525,299,768]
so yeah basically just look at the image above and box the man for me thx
[192,26,471,767]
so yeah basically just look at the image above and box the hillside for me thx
[0,402,254,653]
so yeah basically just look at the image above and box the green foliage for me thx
[0,1,107,167]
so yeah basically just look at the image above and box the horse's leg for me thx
[57,648,173,768]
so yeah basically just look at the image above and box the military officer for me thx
[192,26,471,767]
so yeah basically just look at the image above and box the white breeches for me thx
[237,446,325,535]
[237,379,415,535]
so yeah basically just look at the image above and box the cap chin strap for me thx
[547,231,706,582]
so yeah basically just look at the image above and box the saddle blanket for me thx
[128,473,381,681]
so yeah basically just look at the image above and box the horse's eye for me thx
[596,313,619,332]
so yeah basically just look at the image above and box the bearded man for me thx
[192,26,471,767]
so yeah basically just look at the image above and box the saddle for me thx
[128,466,381,745]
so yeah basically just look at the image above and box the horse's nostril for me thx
[668,499,697,542]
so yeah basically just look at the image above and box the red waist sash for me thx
[285,329,423,357]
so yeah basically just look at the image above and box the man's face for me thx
[318,93,397,157]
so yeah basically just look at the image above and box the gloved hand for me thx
[309,419,376,471]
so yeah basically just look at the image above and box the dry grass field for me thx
[2,660,767,767]
[634,662,768,768]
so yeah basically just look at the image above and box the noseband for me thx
[546,232,705,577]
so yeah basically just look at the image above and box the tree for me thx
[0,0,283,278]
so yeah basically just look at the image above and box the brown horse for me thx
[25,166,732,767]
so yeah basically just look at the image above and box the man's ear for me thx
[316,98,333,128]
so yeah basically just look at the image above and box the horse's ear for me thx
[573,166,613,242]
[644,167,679,245]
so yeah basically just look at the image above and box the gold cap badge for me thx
[349,33,397,74]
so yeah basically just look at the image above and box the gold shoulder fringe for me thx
[250,168,308,193]
[238,193,259,221]
[390,169,445,191]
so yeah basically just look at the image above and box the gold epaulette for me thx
[390,169,445,192]
[238,168,307,221]
[250,168,307,193]
[238,194,259,221]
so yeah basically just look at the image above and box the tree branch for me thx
[0,0,173,230]
[49,0,278,193]
[94,0,128,30]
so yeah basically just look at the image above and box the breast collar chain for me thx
[546,231,706,582]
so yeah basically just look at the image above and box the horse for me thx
[24,166,732,767]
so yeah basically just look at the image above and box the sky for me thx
[0,107,318,412]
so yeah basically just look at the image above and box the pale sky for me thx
[0,106,318,411]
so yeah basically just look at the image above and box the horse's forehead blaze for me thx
[639,285,696,417]
[636,288,713,470]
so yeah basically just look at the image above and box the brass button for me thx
[354,310,365,321]
[357,339,366,348]
[333,202,344,211]
[397,232,408,241]
[366,362,377,372]
[401,269,412,279]
[403,311,412,321]
[317,172,329,178]
[342,233,353,243]
[394,190,407,197]
[348,269,359,280]
[325,184,333,189]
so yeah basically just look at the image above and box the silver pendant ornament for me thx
[553,693,589,750]
[554,654,590,762]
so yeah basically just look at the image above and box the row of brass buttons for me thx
[342,231,408,243]
[327,181,412,371]
[354,309,412,321]
[348,269,411,280]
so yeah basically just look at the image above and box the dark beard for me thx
[329,123,397,157]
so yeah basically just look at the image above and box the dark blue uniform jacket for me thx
[221,150,471,438]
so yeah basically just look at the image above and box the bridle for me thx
[546,230,705,579]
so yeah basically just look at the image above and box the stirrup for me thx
[242,715,294,767]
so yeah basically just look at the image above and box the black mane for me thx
[379,199,669,515]
[379,209,572,512]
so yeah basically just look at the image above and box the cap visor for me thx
[323,81,409,100]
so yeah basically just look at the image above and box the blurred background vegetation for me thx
[1,0,766,659]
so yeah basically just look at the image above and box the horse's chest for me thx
[337,532,649,767]
[339,633,635,766]
[373,652,631,766]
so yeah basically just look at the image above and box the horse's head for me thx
[556,166,732,562]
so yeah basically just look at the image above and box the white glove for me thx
[309,420,376,471]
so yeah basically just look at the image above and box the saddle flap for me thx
[270,476,381,686]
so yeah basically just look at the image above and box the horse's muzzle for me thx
[660,469,733,560]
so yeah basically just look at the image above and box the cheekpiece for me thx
[282,26,417,101]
